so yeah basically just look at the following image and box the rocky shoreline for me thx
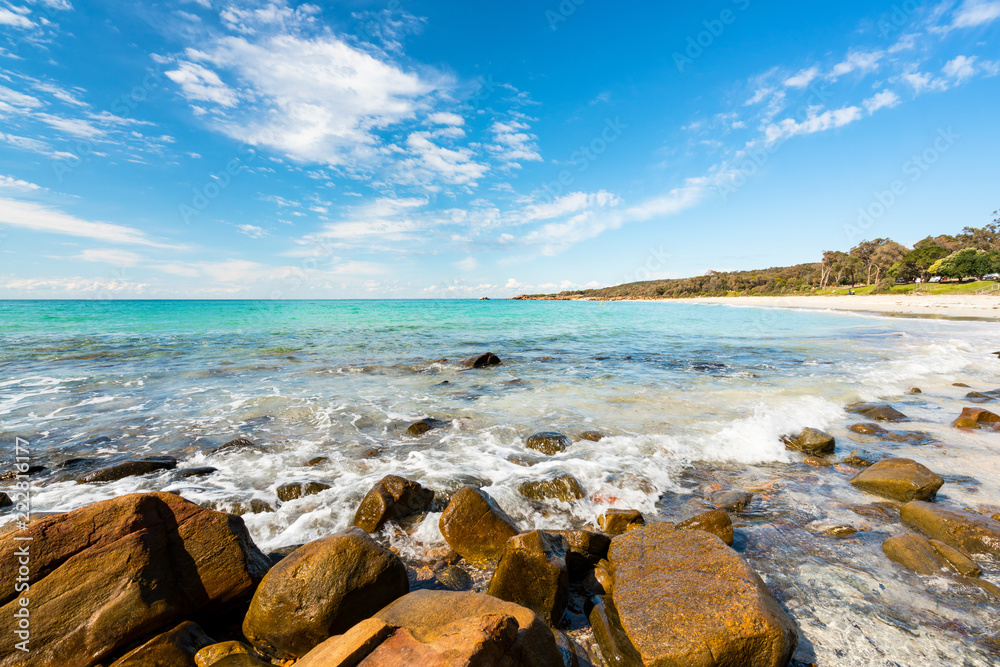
[3,354,1000,666]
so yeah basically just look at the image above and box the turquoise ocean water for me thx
[2,299,999,664]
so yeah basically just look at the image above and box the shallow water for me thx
[2,299,999,665]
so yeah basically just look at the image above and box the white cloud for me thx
[784,67,820,89]
[763,106,863,144]
[0,276,150,295]
[165,61,239,107]
[169,31,440,168]
[427,112,464,126]
[0,198,176,247]
[488,119,543,168]
[0,175,42,190]
[953,0,1000,27]
[76,248,143,266]
[236,223,268,238]
[830,50,884,79]
[398,131,488,186]
[943,55,976,81]
[863,90,900,114]
[455,256,478,271]
[0,9,34,29]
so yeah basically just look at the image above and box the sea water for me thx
[1,299,999,665]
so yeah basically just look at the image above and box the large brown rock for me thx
[782,427,835,455]
[882,534,952,575]
[360,613,520,666]
[487,530,570,625]
[438,486,519,565]
[110,621,215,666]
[677,509,734,546]
[593,523,797,667]
[242,527,408,660]
[295,619,396,667]
[850,458,943,502]
[372,590,563,667]
[195,641,264,667]
[353,475,434,533]
[0,493,270,667]
[901,501,1000,558]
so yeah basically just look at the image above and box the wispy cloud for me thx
[0,198,177,248]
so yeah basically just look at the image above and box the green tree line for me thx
[524,213,1000,300]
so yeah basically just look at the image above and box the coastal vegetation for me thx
[516,215,1000,300]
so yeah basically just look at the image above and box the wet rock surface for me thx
[850,458,944,502]
[525,431,572,455]
[518,474,587,502]
[406,417,449,436]
[783,427,835,455]
[848,403,908,422]
[487,530,570,625]
[677,508,734,546]
[439,486,520,565]
[0,492,270,667]
[598,509,645,535]
[353,474,435,533]
[276,481,330,502]
[593,523,798,667]
[242,527,408,660]
[461,352,502,368]
[109,621,215,667]
[901,501,1000,559]
[78,456,177,483]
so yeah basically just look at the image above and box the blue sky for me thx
[0,0,998,298]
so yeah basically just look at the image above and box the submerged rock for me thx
[525,432,572,455]
[353,475,434,533]
[578,430,605,442]
[0,492,270,667]
[850,422,888,435]
[461,352,502,368]
[782,427,835,455]
[487,530,570,625]
[178,466,217,478]
[677,509,734,546]
[212,437,258,454]
[952,407,1000,430]
[591,523,797,667]
[848,403,908,422]
[850,458,943,502]
[306,456,328,466]
[598,509,645,536]
[0,493,10,509]
[78,456,177,483]
[242,527,408,660]
[439,486,520,565]
[276,481,330,502]
[842,448,886,468]
[882,533,953,575]
[966,391,995,402]
[901,501,1000,559]
[518,474,586,502]
[710,489,754,512]
[407,417,449,436]
[930,539,982,577]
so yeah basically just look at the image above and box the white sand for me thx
[676,293,1000,321]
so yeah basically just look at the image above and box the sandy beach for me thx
[678,293,1000,321]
